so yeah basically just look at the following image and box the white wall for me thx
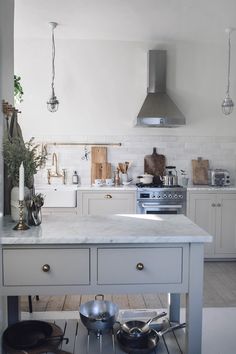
[14,36,236,185]
[14,37,236,139]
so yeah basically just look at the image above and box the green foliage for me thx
[3,137,47,188]
[14,75,24,103]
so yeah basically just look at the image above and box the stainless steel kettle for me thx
[162,166,178,186]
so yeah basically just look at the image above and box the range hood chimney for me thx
[136,50,186,127]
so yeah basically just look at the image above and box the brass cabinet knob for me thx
[216,203,221,207]
[212,203,216,207]
[42,264,50,272]
[105,194,112,199]
[136,262,144,271]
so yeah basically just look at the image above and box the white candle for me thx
[19,162,24,201]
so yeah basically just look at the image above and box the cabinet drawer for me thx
[3,248,90,286]
[97,247,183,285]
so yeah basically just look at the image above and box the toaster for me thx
[208,169,230,186]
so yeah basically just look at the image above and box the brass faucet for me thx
[47,153,66,184]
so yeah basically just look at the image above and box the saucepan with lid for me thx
[137,174,154,184]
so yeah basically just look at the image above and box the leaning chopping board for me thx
[144,147,166,177]
[91,162,112,183]
[91,147,111,183]
[192,157,209,185]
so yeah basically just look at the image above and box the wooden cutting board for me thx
[91,163,112,183]
[91,147,107,163]
[144,147,166,177]
[192,157,209,185]
[91,147,108,183]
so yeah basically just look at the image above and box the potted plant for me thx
[2,137,47,221]
[14,75,24,104]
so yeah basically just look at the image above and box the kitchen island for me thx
[0,214,212,354]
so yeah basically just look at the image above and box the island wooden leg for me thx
[7,296,20,325]
[186,243,204,354]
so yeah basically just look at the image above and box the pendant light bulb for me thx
[47,22,59,113]
[222,28,235,115]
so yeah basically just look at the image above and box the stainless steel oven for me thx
[137,187,186,215]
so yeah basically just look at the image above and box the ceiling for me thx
[15,0,236,42]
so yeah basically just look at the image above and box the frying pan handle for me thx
[160,322,186,336]
[95,294,105,301]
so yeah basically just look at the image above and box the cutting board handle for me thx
[152,147,157,155]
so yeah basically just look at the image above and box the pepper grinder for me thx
[114,168,120,186]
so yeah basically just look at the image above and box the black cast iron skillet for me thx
[117,322,186,354]
[2,320,68,350]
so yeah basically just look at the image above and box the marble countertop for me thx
[0,214,212,245]
[36,184,137,191]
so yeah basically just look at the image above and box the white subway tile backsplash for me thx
[34,135,236,186]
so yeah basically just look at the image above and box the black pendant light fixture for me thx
[222,28,235,115]
[47,22,59,113]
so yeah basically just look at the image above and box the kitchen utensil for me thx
[117,322,186,353]
[192,157,209,185]
[137,174,154,184]
[120,311,167,337]
[91,147,109,183]
[79,294,119,332]
[144,148,166,178]
[105,178,113,186]
[91,147,107,163]
[91,162,112,183]
[162,166,178,186]
[2,320,68,350]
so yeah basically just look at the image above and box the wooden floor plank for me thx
[127,294,146,309]
[63,295,81,311]
[19,262,236,312]
[46,296,66,311]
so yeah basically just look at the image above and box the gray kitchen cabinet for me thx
[187,190,236,258]
[77,190,136,216]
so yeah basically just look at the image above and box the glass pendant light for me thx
[222,28,234,115]
[47,22,59,113]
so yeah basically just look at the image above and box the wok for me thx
[79,294,119,332]
[117,322,186,354]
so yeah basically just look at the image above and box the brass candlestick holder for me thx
[13,200,30,231]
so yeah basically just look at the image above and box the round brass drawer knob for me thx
[105,194,112,199]
[136,262,144,271]
[42,264,50,272]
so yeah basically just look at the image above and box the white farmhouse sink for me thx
[35,185,77,208]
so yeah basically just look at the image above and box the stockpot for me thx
[79,294,119,332]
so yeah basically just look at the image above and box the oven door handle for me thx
[141,203,183,209]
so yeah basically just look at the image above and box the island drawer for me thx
[3,248,90,286]
[97,247,183,285]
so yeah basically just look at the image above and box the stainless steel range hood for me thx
[136,50,186,127]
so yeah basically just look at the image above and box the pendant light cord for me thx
[51,26,56,92]
[226,30,231,95]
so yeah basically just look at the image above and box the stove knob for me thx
[152,193,156,198]
[163,194,167,198]
[179,195,183,199]
[174,194,178,199]
[168,194,172,199]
